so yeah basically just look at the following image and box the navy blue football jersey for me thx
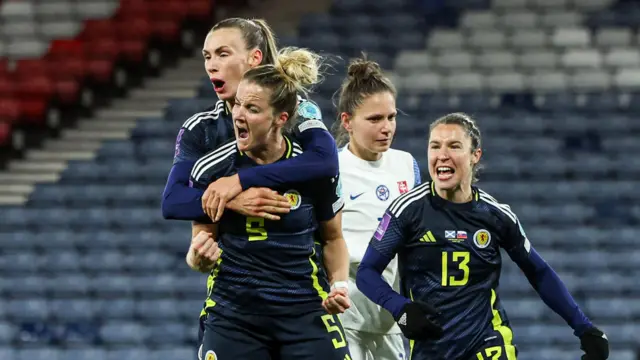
[190,134,344,317]
[372,181,524,360]
[173,100,234,165]
[173,97,325,165]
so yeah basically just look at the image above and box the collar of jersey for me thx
[341,143,385,168]
[429,181,479,211]
[238,134,293,161]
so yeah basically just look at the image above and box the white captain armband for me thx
[297,119,327,132]
[331,281,349,292]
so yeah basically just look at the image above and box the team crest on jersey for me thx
[397,180,409,194]
[205,350,217,360]
[376,185,390,201]
[297,101,322,120]
[473,229,491,248]
[284,190,301,210]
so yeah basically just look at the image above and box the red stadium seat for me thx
[187,0,213,20]
[45,40,85,104]
[0,75,13,98]
[18,98,48,125]
[116,18,151,63]
[0,121,11,147]
[117,0,149,19]
[14,60,55,99]
[149,0,188,22]
[0,98,21,124]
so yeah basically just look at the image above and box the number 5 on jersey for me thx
[442,251,470,286]
[246,217,267,241]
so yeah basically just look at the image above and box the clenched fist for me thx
[186,231,221,273]
[322,287,351,315]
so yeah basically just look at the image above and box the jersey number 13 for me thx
[441,251,470,286]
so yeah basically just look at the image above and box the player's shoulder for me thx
[284,133,304,158]
[387,180,432,217]
[296,96,322,120]
[476,187,519,225]
[181,100,227,131]
[385,148,415,166]
[191,138,238,182]
[295,96,327,133]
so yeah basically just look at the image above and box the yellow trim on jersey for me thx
[490,289,517,360]
[199,251,224,317]
[308,247,328,301]
[409,289,415,360]
[283,135,293,159]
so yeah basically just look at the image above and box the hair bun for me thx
[347,58,382,81]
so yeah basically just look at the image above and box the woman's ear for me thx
[340,112,351,132]
[248,48,263,68]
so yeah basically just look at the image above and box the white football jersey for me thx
[338,144,421,334]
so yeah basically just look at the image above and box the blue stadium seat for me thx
[44,251,82,273]
[17,348,62,360]
[0,322,15,344]
[7,300,50,322]
[100,322,147,345]
[91,275,135,297]
[64,348,107,360]
[0,348,15,360]
[105,349,148,360]
[51,299,97,322]
[135,300,181,321]
[50,274,91,297]
[146,322,190,345]
[96,299,135,320]
[9,276,51,298]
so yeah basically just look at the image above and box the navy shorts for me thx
[197,309,352,360]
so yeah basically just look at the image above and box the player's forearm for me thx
[516,248,593,336]
[162,162,207,220]
[356,247,410,318]
[237,129,338,190]
[322,237,349,284]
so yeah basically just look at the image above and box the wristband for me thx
[330,281,349,291]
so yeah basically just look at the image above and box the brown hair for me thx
[211,18,279,66]
[332,56,397,147]
[429,112,483,183]
[242,47,322,131]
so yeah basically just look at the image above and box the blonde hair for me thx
[210,18,279,66]
[332,56,397,147]
[243,47,322,130]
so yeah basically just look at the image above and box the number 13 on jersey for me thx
[441,251,470,286]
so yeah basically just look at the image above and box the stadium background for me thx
[0,0,637,359]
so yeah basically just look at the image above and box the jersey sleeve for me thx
[189,142,237,192]
[315,174,345,222]
[172,122,208,164]
[369,210,407,259]
[497,208,531,258]
[356,205,413,318]
[495,203,594,336]
[412,156,421,187]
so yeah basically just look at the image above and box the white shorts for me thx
[345,328,407,360]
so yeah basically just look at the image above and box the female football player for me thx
[186,47,352,360]
[332,58,420,360]
[162,18,338,224]
[356,113,609,360]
